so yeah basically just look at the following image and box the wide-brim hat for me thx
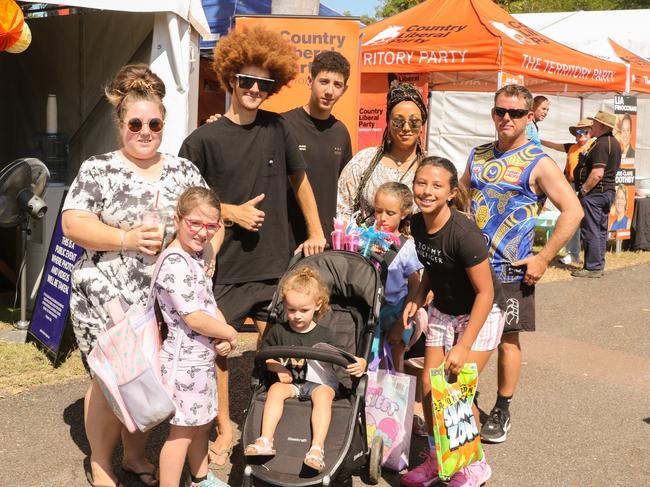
[569,118,593,136]
[588,110,617,130]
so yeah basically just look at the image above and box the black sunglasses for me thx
[125,117,164,133]
[235,73,275,93]
[493,107,530,119]
[390,117,423,131]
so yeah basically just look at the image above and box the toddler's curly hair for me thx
[281,266,330,320]
[212,25,298,97]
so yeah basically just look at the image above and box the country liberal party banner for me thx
[358,72,428,151]
[235,16,360,152]
[609,95,637,240]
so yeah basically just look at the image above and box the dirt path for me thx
[1,264,649,486]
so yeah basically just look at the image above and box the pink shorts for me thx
[425,304,505,352]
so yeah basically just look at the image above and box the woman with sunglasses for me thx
[62,63,210,487]
[541,118,594,265]
[337,82,427,225]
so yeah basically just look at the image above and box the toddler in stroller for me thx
[241,251,384,486]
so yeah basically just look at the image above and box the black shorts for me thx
[501,281,535,334]
[213,279,278,328]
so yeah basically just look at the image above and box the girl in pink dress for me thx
[156,187,238,487]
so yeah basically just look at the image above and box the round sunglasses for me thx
[124,117,164,133]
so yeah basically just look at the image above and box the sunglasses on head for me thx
[125,118,164,133]
[235,73,275,93]
[390,117,423,131]
[183,218,221,235]
[493,107,530,119]
[575,129,590,135]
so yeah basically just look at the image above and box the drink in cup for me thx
[142,209,166,252]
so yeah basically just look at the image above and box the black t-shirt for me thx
[178,110,306,284]
[574,132,621,193]
[411,209,504,316]
[262,321,336,383]
[282,107,352,247]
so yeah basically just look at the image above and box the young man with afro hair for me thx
[178,25,326,471]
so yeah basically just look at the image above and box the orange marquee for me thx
[608,38,650,94]
[361,0,627,93]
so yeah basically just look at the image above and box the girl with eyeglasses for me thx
[157,187,237,487]
[62,63,212,487]
[337,82,427,225]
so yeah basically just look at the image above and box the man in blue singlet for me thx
[461,84,583,444]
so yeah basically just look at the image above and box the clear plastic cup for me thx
[142,209,166,250]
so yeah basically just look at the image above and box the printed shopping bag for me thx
[429,362,483,481]
[365,344,416,471]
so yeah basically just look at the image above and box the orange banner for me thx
[235,16,361,152]
[358,72,428,151]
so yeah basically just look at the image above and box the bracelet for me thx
[120,230,127,253]
[223,218,234,228]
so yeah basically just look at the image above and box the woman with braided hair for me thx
[337,83,427,225]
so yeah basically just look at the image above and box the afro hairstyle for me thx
[212,25,299,97]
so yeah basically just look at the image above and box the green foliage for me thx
[376,0,424,19]
[494,0,650,12]
[375,0,650,18]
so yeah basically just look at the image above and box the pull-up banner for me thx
[609,95,637,240]
[28,196,82,363]
[235,15,361,152]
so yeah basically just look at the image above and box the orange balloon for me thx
[1,0,29,53]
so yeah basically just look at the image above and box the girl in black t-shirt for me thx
[244,266,367,473]
[400,157,505,487]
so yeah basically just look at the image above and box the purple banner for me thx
[28,200,82,357]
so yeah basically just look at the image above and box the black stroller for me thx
[242,251,385,486]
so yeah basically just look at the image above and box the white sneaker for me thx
[560,255,573,265]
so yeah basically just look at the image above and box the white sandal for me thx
[244,436,276,456]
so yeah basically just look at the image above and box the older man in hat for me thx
[571,110,621,277]
[542,117,594,264]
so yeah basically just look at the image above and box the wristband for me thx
[120,230,127,252]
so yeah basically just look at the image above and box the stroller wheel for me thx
[368,436,383,484]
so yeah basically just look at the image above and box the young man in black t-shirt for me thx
[283,51,353,247]
[178,25,325,468]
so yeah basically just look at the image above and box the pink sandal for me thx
[244,437,276,456]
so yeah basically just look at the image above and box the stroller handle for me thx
[254,345,356,369]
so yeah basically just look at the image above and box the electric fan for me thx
[0,158,50,330]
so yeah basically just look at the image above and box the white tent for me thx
[0,1,213,304]
[426,9,650,179]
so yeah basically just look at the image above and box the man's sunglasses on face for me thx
[493,107,530,119]
[235,73,275,93]
[575,129,590,136]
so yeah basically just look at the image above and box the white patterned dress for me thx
[155,247,218,427]
[62,151,206,364]
[336,146,418,224]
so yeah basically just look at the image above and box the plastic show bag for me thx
[87,250,184,433]
[365,343,416,471]
[429,362,483,481]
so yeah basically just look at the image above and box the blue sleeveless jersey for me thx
[469,141,544,283]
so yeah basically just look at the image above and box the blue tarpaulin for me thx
[200,0,342,50]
